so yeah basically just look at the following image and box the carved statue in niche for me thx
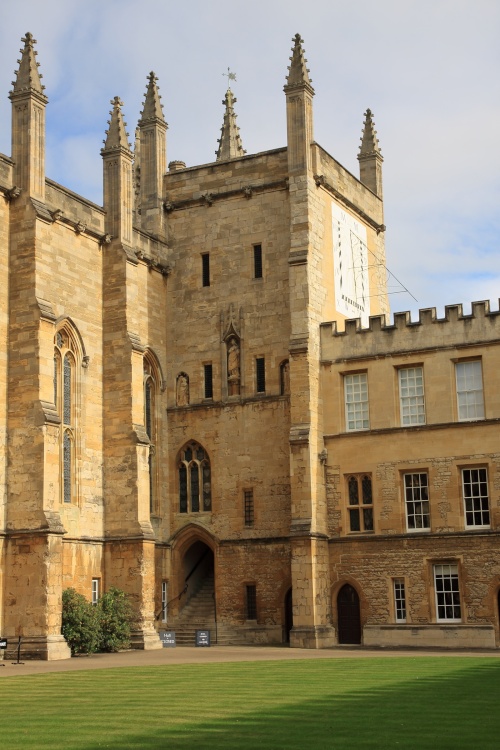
[281,360,290,395]
[227,337,240,396]
[176,373,189,406]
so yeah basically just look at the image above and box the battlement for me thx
[321,301,500,362]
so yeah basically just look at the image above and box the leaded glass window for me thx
[63,354,72,425]
[346,474,373,532]
[54,326,80,506]
[178,441,211,513]
[144,355,159,516]
[63,431,72,504]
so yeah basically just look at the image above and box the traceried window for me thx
[455,360,484,421]
[346,474,373,532]
[54,327,80,504]
[344,372,369,431]
[434,564,461,622]
[178,441,211,513]
[399,367,425,425]
[393,579,406,623]
[462,468,490,528]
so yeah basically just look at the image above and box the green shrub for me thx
[62,586,134,656]
[97,587,134,652]
[61,588,100,656]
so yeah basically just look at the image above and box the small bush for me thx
[61,588,100,656]
[97,586,134,652]
[62,586,134,656]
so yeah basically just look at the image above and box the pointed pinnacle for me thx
[358,108,382,158]
[139,71,167,126]
[284,33,314,92]
[216,87,246,161]
[102,96,132,153]
[10,32,47,100]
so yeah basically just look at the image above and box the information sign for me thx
[195,630,210,647]
[158,630,176,648]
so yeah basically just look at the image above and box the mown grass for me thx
[2,657,500,749]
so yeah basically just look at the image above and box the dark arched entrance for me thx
[284,588,293,644]
[337,584,361,644]
[182,540,214,602]
[173,540,216,644]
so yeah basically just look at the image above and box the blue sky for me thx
[1,0,499,318]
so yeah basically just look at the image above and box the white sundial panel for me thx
[332,202,369,327]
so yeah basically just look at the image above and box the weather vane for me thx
[222,67,237,84]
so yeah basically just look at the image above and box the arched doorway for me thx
[182,540,214,605]
[284,588,293,644]
[337,584,361,644]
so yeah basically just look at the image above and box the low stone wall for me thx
[363,624,496,650]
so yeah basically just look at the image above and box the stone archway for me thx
[337,583,361,644]
[182,539,214,602]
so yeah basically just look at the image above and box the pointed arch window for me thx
[144,354,161,515]
[178,441,211,513]
[54,326,81,505]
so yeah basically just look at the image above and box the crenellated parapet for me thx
[321,301,500,362]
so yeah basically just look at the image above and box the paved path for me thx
[1,644,499,677]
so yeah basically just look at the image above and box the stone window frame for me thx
[392,578,407,623]
[345,474,374,533]
[161,580,168,622]
[403,471,431,532]
[203,363,213,400]
[433,562,462,623]
[397,364,426,426]
[144,349,162,516]
[91,578,100,605]
[243,488,254,527]
[201,252,210,287]
[178,440,212,514]
[245,583,258,621]
[255,356,266,394]
[455,359,485,422]
[253,243,263,280]
[344,371,369,431]
[54,321,85,507]
[460,465,490,529]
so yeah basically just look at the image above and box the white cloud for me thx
[0,0,498,316]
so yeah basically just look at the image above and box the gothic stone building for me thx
[0,33,498,659]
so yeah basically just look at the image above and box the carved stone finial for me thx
[284,33,314,93]
[10,32,47,100]
[215,85,246,162]
[358,108,383,159]
[101,96,132,154]
[139,71,167,127]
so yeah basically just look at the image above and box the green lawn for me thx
[2,657,500,749]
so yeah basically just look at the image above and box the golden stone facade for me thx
[0,33,498,659]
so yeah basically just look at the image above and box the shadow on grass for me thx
[74,660,500,750]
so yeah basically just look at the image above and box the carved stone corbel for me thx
[5,186,22,202]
